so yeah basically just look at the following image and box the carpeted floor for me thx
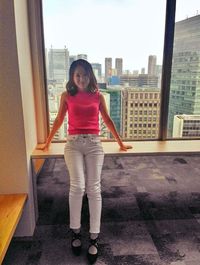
[3,155,200,265]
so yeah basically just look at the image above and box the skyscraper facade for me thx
[168,15,200,136]
[101,87,122,137]
[91,63,102,81]
[115,58,123,77]
[148,55,157,75]
[69,55,77,66]
[173,114,200,138]
[105,57,112,83]
[120,74,158,88]
[122,88,160,139]
[48,48,70,82]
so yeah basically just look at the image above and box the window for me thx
[167,0,200,139]
[42,1,200,142]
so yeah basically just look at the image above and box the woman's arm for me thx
[99,93,133,151]
[37,91,68,150]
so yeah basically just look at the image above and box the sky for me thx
[42,0,200,73]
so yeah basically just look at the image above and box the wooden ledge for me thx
[0,193,27,264]
[32,140,200,159]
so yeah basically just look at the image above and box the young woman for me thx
[39,59,132,263]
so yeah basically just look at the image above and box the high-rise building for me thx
[101,87,122,136]
[148,55,157,75]
[115,58,123,77]
[120,74,158,88]
[69,55,77,66]
[105,57,112,83]
[141,68,145,74]
[91,63,102,81]
[168,15,200,136]
[99,92,110,138]
[77,54,88,60]
[49,94,68,140]
[173,114,200,138]
[122,87,160,139]
[48,47,70,82]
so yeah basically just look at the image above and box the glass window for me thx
[167,0,200,138]
[42,0,166,140]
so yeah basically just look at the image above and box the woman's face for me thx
[73,66,90,91]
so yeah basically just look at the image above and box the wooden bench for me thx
[0,194,27,264]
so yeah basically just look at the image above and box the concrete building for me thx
[168,15,200,136]
[77,54,87,60]
[122,87,160,139]
[148,55,157,75]
[99,91,110,138]
[69,55,77,66]
[101,87,122,137]
[105,57,112,83]
[120,74,158,88]
[173,114,200,138]
[141,67,145,74]
[115,58,123,77]
[91,63,102,81]
[48,47,70,82]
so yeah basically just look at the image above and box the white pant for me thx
[64,134,104,234]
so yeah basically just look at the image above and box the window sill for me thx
[32,140,200,159]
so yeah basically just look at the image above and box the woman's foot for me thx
[71,229,82,256]
[87,237,99,264]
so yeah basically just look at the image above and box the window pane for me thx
[167,0,200,138]
[42,0,166,140]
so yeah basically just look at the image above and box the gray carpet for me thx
[3,155,200,265]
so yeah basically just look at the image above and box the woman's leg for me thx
[64,143,85,231]
[84,144,104,234]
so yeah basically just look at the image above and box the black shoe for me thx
[71,230,82,256]
[87,237,99,264]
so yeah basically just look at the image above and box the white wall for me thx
[0,0,37,236]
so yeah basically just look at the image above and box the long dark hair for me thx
[66,59,99,96]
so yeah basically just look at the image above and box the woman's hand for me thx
[36,142,50,151]
[119,143,133,151]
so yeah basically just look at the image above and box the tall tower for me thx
[115,58,123,77]
[148,55,157,75]
[105,57,112,83]
[91,63,102,82]
[48,47,70,82]
[168,15,200,136]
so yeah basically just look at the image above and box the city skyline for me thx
[42,0,199,71]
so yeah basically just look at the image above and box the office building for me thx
[122,87,160,139]
[99,91,110,138]
[148,55,157,75]
[105,57,112,83]
[101,87,122,136]
[138,74,159,88]
[115,58,123,77]
[168,15,200,136]
[120,74,158,88]
[141,67,145,74]
[48,47,70,82]
[91,63,102,81]
[173,114,200,138]
[77,54,87,60]
[69,55,77,66]
[108,76,120,85]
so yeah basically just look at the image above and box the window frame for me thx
[29,0,200,143]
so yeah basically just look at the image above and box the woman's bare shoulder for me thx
[61,91,68,100]
[99,92,105,102]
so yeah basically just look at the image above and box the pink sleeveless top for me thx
[66,90,100,135]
